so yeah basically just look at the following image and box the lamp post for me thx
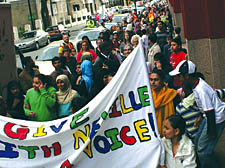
[27,0,35,30]
[50,0,54,16]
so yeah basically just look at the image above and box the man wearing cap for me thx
[169,60,225,168]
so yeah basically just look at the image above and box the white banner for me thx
[0,42,162,168]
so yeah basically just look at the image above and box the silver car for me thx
[73,28,101,51]
[112,13,129,24]
[16,30,50,51]
[35,46,58,75]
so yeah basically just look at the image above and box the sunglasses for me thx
[150,78,159,81]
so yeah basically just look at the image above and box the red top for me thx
[76,49,98,63]
[95,15,100,20]
[170,51,186,69]
[170,51,186,88]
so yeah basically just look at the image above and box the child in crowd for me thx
[159,115,197,168]
[6,80,26,120]
[24,74,57,121]
[70,48,77,57]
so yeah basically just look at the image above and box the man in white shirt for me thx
[147,33,161,67]
[169,60,225,168]
[141,29,148,60]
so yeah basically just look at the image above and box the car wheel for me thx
[35,42,40,50]
[46,38,50,45]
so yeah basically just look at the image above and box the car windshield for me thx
[37,46,59,61]
[112,15,124,23]
[105,23,117,30]
[22,31,36,39]
[76,31,100,41]
[46,26,58,31]
[99,14,105,19]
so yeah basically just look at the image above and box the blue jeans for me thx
[195,118,225,168]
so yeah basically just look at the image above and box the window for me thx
[73,4,80,11]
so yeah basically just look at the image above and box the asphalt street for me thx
[23,23,86,60]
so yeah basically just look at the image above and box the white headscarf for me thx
[56,75,77,104]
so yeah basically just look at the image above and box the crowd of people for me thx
[0,1,225,168]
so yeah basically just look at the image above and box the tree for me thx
[41,0,51,30]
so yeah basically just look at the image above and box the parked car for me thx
[103,22,118,30]
[121,6,129,14]
[15,46,25,71]
[99,13,109,23]
[73,28,101,51]
[112,13,129,24]
[35,45,58,75]
[147,0,160,7]
[46,24,70,41]
[15,30,50,52]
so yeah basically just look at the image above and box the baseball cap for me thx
[169,60,196,76]
[113,31,118,35]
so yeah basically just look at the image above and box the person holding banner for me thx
[150,69,181,136]
[56,75,80,118]
[24,74,57,121]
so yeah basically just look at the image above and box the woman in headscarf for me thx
[56,74,79,118]
[74,60,93,98]
[81,60,93,93]
[150,69,181,137]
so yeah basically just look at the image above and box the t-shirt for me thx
[176,93,202,139]
[58,102,72,117]
[155,31,168,50]
[170,51,186,69]
[24,87,57,121]
[193,78,225,124]
[170,51,186,88]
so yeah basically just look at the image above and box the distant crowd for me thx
[1,1,225,168]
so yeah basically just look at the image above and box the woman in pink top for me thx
[76,40,98,63]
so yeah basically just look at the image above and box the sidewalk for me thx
[215,128,225,166]
[182,41,225,167]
